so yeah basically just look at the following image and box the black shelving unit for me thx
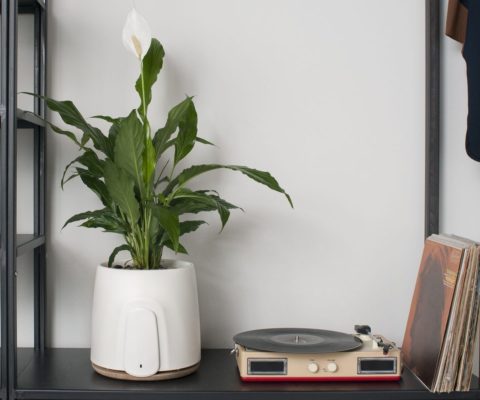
[0,0,478,399]
[0,0,46,400]
[12,349,480,400]
[10,347,480,398]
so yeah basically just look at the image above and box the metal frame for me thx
[425,0,440,238]
[0,1,47,399]
[32,0,46,353]
[2,1,20,399]
[0,0,450,399]
[0,1,12,399]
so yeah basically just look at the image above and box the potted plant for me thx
[34,8,292,381]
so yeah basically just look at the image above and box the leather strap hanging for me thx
[446,0,468,43]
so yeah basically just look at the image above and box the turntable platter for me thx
[233,328,362,354]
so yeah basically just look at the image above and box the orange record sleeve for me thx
[401,237,465,390]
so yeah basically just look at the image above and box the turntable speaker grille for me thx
[247,359,287,375]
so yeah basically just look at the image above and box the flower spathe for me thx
[122,8,152,60]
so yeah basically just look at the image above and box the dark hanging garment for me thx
[446,0,480,161]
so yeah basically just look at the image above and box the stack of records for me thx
[402,234,480,393]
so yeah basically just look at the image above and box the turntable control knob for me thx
[327,362,338,372]
[307,362,319,373]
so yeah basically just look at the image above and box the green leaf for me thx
[62,172,79,186]
[157,136,213,156]
[104,161,140,225]
[171,191,240,215]
[136,39,165,117]
[78,149,105,177]
[143,135,156,187]
[40,95,111,157]
[200,191,243,211]
[61,149,104,189]
[152,206,180,252]
[179,220,207,236]
[91,115,124,154]
[18,106,81,147]
[196,137,215,146]
[109,118,125,155]
[152,136,213,165]
[174,100,198,165]
[113,110,144,196]
[149,214,161,242]
[61,157,82,189]
[91,115,120,124]
[163,240,188,254]
[154,175,170,189]
[153,97,194,158]
[170,189,234,230]
[62,208,128,234]
[77,169,112,207]
[62,209,106,229]
[233,166,293,207]
[108,244,131,268]
[21,92,94,148]
[80,214,129,234]
[48,122,83,147]
[165,164,293,207]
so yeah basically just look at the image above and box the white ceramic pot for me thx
[90,259,201,380]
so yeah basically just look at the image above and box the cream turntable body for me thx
[233,325,401,382]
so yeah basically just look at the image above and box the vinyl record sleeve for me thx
[401,237,466,391]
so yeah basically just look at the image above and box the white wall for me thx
[18,0,426,348]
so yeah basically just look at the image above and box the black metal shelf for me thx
[13,349,480,400]
[1,0,48,398]
[16,234,45,256]
[17,109,45,129]
[0,1,451,400]
[18,0,44,6]
[18,0,45,14]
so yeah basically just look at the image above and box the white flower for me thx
[122,8,152,60]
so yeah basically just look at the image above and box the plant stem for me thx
[143,207,151,269]
[139,60,153,268]
[140,61,147,119]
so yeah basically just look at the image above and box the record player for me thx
[233,325,401,382]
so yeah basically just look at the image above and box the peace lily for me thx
[122,8,152,60]
[29,13,292,270]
